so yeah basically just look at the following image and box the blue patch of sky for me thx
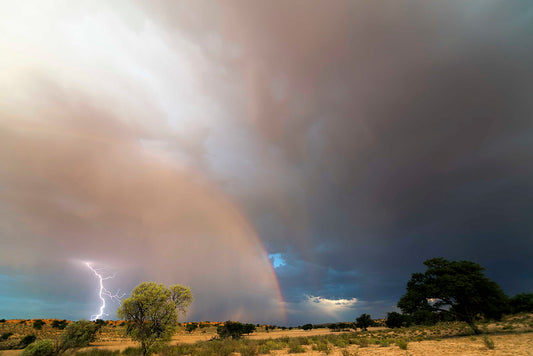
[268,253,286,268]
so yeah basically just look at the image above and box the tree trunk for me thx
[142,341,148,356]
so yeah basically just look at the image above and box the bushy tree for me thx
[243,323,256,335]
[355,313,373,331]
[117,282,193,355]
[397,258,508,334]
[385,312,411,328]
[217,321,246,339]
[509,293,533,313]
[301,323,313,331]
[59,320,100,351]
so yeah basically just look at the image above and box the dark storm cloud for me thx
[163,0,533,318]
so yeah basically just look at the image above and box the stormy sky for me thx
[1,1,533,325]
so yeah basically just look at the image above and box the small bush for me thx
[378,340,391,347]
[312,342,329,353]
[21,340,54,356]
[355,338,369,348]
[395,340,408,350]
[51,320,68,330]
[238,343,258,356]
[287,339,305,353]
[483,335,495,350]
[341,350,358,356]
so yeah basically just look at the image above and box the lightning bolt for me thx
[85,262,124,320]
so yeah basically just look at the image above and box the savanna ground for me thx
[1,314,532,355]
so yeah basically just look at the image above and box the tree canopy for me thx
[355,313,373,331]
[117,282,193,355]
[397,258,508,333]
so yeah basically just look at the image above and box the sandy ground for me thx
[1,330,532,355]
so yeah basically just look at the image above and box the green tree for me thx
[117,282,193,355]
[385,312,411,328]
[397,258,508,334]
[355,313,373,331]
[217,321,246,339]
[243,323,256,335]
[509,293,533,313]
[59,320,100,351]
[301,323,313,331]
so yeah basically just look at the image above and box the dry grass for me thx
[0,313,532,355]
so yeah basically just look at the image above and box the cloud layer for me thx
[1,1,533,324]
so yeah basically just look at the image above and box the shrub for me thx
[21,340,54,356]
[122,347,143,356]
[32,320,45,330]
[238,342,258,356]
[185,323,198,333]
[18,335,37,349]
[1,332,13,341]
[483,335,495,350]
[341,350,358,356]
[395,340,408,350]
[51,320,68,330]
[59,319,100,351]
[312,342,329,353]
[287,339,305,353]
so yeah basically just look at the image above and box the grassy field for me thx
[1,314,532,355]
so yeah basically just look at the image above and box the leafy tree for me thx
[117,282,193,355]
[397,258,508,334]
[243,323,256,335]
[59,320,100,351]
[509,293,533,313]
[185,322,198,333]
[217,321,247,339]
[411,309,439,325]
[355,313,373,331]
[385,312,411,328]
[301,323,313,331]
